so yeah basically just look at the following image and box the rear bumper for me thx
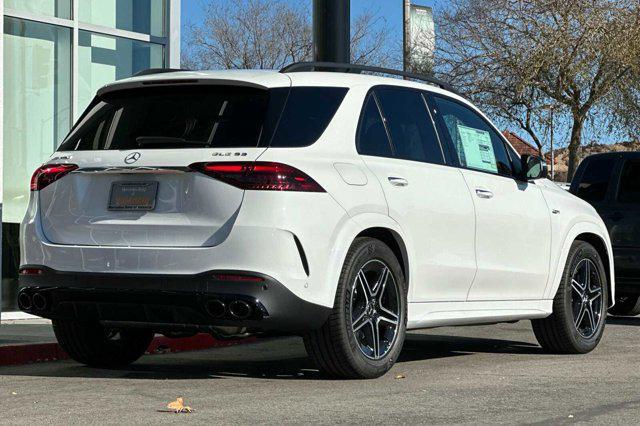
[18,267,331,333]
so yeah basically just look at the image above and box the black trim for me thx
[18,267,331,333]
[280,62,459,95]
[133,68,190,77]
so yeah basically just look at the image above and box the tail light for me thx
[189,162,325,192]
[30,164,78,191]
[19,267,45,276]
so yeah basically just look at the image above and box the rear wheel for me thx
[609,294,640,316]
[532,240,608,354]
[304,237,407,379]
[53,320,153,368]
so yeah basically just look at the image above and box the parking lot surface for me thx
[1,318,639,424]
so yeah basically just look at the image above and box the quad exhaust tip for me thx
[228,300,252,320]
[204,299,226,319]
[32,293,49,311]
[18,291,49,312]
[17,292,33,311]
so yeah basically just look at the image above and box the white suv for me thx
[19,63,614,379]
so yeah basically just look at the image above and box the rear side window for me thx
[356,94,393,157]
[375,88,444,164]
[575,157,617,203]
[270,87,348,147]
[618,159,640,203]
[58,86,347,151]
[430,95,513,176]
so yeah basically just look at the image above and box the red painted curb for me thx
[0,333,252,367]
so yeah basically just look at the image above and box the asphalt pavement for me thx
[1,317,639,425]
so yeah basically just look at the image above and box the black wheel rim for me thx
[571,258,604,339]
[349,260,400,360]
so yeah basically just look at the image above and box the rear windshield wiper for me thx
[136,136,209,147]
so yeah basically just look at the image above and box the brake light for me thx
[30,164,79,191]
[19,267,44,276]
[189,162,325,192]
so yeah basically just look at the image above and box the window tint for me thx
[376,88,444,164]
[270,87,348,147]
[59,86,346,151]
[431,96,513,176]
[575,157,617,203]
[356,94,393,157]
[618,159,640,203]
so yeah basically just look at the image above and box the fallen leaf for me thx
[11,392,17,395]
[395,374,406,379]
[166,397,193,413]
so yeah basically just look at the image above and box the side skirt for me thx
[407,299,553,330]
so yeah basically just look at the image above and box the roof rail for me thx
[133,68,190,77]
[280,62,458,94]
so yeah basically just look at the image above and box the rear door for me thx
[357,87,476,302]
[427,94,551,301]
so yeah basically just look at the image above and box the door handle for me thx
[475,189,494,199]
[388,176,409,187]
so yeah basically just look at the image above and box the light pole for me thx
[313,0,350,63]
[403,0,411,72]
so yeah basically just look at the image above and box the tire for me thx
[609,294,640,316]
[531,240,608,354]
[304,237,407,379]
[53,319,154,368]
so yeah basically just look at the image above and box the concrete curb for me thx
[0,333,252,367]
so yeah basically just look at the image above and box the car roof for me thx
[99,69,466,103]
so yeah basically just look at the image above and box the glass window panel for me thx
[78,31,164,114]
[5,0,71,19]
[79,0,166,37]
[3,17,72,223]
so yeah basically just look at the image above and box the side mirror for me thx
[520,154,548,180]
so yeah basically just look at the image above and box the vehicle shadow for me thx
[0,332,541,381]
[606,315,640,326]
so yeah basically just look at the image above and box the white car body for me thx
[19,69,614,333]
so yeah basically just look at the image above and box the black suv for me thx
[571,152,640,316]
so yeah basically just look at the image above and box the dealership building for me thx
[0,0,181,312]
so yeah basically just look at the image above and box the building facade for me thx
[1,0,181,312]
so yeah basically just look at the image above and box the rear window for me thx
[618,159,640,203]
[574,156,617,203]
[58,85,347,151]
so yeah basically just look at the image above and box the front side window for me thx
[618,159,640,203]
[431,95,513,176]
[574,157,617,203]
[375,88,444,164]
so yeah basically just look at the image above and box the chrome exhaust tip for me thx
[204,299,226,319]
[228,300,252,320]
[32,292,49,311]
[17,292,33,311]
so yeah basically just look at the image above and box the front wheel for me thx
[53,320,154,368]
[532,240,608,354]
[304,237,407,379]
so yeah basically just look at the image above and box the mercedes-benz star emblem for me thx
[124,152,141,164]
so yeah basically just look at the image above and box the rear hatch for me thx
[39,81,287,248]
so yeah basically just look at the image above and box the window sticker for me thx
[456,124,497,173]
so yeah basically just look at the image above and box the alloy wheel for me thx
[349,259,400,360]
[571,258,604,339]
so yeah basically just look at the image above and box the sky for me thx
[181,0,442,66]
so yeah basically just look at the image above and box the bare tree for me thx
[436,0,640,178]
[183,0,393,71]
